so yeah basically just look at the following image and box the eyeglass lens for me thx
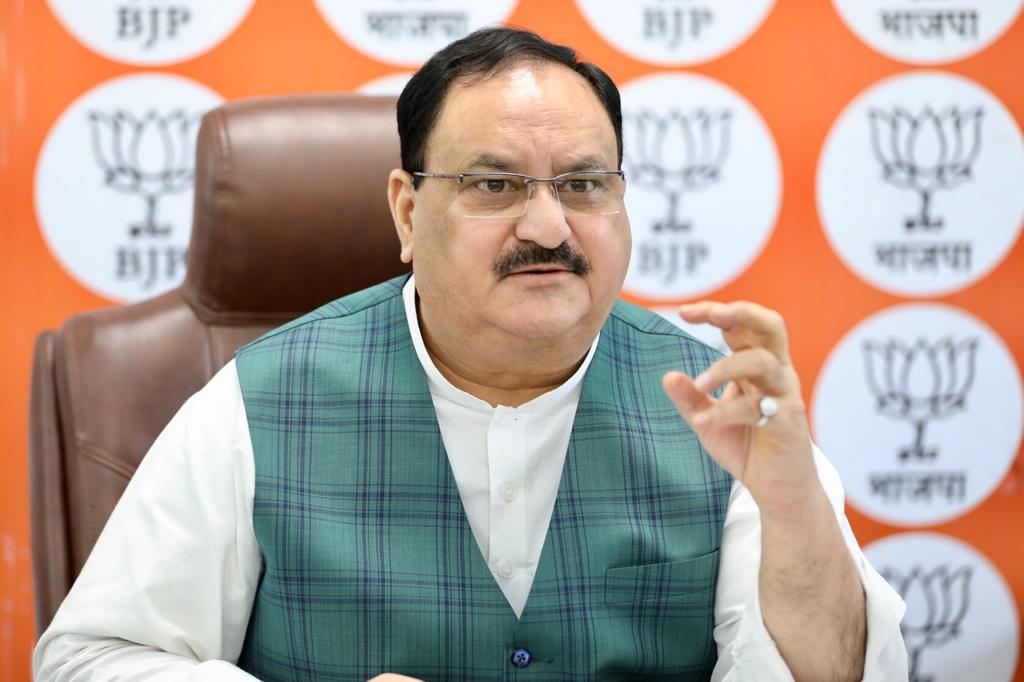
[456,173,625,219]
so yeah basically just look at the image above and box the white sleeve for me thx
[33,360,262,682]
[710,445,909,681]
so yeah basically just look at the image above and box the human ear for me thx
[387,169,416,264]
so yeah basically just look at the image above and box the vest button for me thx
[511,647,532,668]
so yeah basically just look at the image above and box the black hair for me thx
[397,26,622,187]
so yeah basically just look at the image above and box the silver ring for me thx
[756,396,779,427]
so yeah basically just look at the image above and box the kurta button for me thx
[511,647,532,668]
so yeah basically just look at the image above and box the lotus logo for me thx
[863,337,978,461]
[87,109,202,238]
[868,106,984,231]
[882,564,972,682]
[623,108,732,233]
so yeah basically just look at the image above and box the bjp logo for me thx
[868,106,984,232]
[882,564,973,682]
[623,108,733,234]
[863,336,978,462]
[87,109,202,238]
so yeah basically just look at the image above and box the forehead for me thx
[426,61,618,171]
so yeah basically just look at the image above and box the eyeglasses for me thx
[413,170,626,219]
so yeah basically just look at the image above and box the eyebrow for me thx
[561,155,614,173]
[463,155,516,172]
[462,153,616,174]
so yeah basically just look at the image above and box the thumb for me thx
[662,371,714,424]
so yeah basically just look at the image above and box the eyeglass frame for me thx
[411,169,627,218]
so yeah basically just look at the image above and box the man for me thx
[34,28,906,681]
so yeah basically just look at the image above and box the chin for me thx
[489,278,610,341]
[494,307,592,342]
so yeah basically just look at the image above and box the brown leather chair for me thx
[28,94,408,635]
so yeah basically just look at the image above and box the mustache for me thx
[492,242,592,279]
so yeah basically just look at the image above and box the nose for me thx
[513,181,571,249]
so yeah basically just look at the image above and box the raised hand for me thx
[662,301,819,515]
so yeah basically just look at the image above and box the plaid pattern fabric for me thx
[235,276,732,681]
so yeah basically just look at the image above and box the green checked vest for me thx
[235,276,732,681]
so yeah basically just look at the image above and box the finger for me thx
[692,347,789,395]
[662,370,716,423]
[690,391,764,428]
[678,301,776,333]
[722,326,758,354]
[678,301,790,362]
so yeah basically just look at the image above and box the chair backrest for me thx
[28,94,408,634]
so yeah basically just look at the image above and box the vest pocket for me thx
[603,549,719,605]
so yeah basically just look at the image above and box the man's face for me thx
[395,61,631,344]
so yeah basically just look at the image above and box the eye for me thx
[474,178,512,193]
[564,177,600,193]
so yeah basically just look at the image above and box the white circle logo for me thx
[811,303,1023,526]
[313,0,518,67]
[832,0,1024,65]
[35,73,222,303]
[817,71,1024,297]
[576,0,774,66]
[620,73,781,301]
[47,0,254,66]
[866,532,1019,682]
[357,72,414,96]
